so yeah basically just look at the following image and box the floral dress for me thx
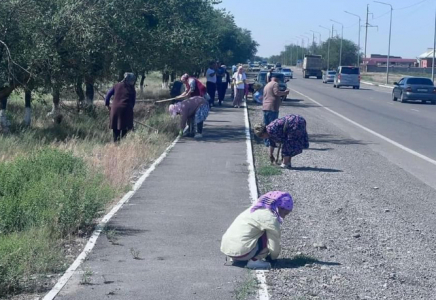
[266,115,309,157]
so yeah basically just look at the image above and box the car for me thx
[322,70,336,83]
[333,66,360,89]
[282,68,293,80]
[275,62,282,68]
[392,77,436,104]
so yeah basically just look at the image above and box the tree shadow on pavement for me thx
[282,99,322,108]
[200,125,246,143]
[310,133,370,145]
[292,166,343,173]
[272,255,341,269]
[307,147,333,151]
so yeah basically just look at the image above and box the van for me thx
[333,66,360,89]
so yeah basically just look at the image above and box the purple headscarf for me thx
[168,102,182,117]
[250,191,293,223]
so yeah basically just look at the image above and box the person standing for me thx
[105,73,136,143]
[232,66,246,108]
[206,61,217,107]
[217,64,230,105]
[262,73,289,148]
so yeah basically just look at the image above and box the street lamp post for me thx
[311,30,322,45]
[331,19,344,66]
[374,1,393,84]
[345,11,362,67]
[320,25,331,70]
[301,35,311,54]
[432,8,436,82]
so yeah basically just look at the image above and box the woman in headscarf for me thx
[179,74,207,98]
[232,66,246,108]
[254,114,309,169]
[168,96,209,139]
[105,73,136,142]
[220,191,293,270]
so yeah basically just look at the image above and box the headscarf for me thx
[238,66,243,73]
[123,72,136,85]
[181,74,189,82]
[221,65,226,68]
[251,191,293,223]
[168,102,182,117]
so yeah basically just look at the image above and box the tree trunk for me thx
[47,87,62,124]
[75,77,85,111]
[162,72,169,89]
[140,71,146,97]
[24,90,32,126]
[170,72,176,82]
[85,76,94,106]
[0,96,10,132]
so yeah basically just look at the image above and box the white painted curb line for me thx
[244,105,270,300]
[43,136,181,300]
[361,81,393,89]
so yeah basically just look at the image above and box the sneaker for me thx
[246,259,271,270]
[234,105,238,108]
[194,133,203,139]
[280,163,292,169]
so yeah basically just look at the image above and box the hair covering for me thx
[238,66,243,71]
[181,74,189,82]
[168,102,182,117]
[221,65,226,68]
[251,191,293,223]
[123,72,136,85]
[253,123,267,137]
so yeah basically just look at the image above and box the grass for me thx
[257,165,282,176]
[0,78,178,297]
[234,272,258,300]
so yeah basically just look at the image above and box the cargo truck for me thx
[303,55,323,79]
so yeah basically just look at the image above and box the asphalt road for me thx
[286,68,436,190]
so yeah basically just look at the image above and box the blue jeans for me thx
[263,110,279,147]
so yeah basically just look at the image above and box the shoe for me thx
[246,259,271,270]
[280,163,292,169]
[234,105,237,108]
[194,133,203,139]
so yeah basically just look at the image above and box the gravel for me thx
[248,96,436,299]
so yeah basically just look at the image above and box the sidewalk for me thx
[56,102,255,300]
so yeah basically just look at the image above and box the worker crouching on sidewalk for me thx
[254,114,309,169]
[221,191,293,270]
[169,96,209,139]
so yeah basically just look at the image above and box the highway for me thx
[285,68,436,190]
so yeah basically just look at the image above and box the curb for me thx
[361,81,393,89]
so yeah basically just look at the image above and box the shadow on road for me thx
[272,255,341,269]
[310,133,370,145]
[293,166,342,173]
[307,147,333,151]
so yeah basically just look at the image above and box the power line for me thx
[397,0,429,11]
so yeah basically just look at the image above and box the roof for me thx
[419,49,435,58]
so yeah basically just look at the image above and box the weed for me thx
[234,272,259,300]
[257,165,282,176]
[80,268,93,285]
[130,248,142,260]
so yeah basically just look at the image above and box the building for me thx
[418,48,435,68]
[362,54,417,67]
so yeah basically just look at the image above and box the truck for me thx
[303,55,323,79]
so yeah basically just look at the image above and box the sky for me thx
[217,0,435,59]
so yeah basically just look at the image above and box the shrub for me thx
[0,148,114,236]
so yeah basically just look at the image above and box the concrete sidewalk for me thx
[56,101,254,300]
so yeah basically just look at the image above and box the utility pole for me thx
[320,25,331,70]
[375,1,393,84]
[331,19,343,66]
[345,11,362,67]
[365,5,369,59]
[433,8,436,82]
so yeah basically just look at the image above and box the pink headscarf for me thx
[251,191,293,223]
[168,102,182,117]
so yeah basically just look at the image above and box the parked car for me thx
[392,77,436,104]
[333,66,360,89]
[282,68,293,80]
[322,70,336,83]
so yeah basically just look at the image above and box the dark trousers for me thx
[187,118,203,136]
[113,129,130,142]
[263,110,279,147]
[217,82,227,103]
[206,82,216,106]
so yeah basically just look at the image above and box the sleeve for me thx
[105,87,115,106]
[261,218,281,260]
[189,79,196,93]
[131,88,136,108]
[272,83,280,96]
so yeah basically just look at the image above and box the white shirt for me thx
[232,72,246,89]
[206,68,216,83]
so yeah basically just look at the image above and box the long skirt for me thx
[195,103,210,124]
[233,88,245,106]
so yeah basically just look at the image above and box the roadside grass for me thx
[234,272,258,300]
[257,165,282,176]
[0,79,178,296]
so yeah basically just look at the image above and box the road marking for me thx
[289,88,436,167]
[411,109,420,112]
[43,136,181,300]
[244,105,270,300]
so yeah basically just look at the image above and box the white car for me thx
[281,68,293,80]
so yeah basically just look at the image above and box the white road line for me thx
[289,88,436,167]
[43,136,181,300]
[411,109,420,112]
[244,105,270,300]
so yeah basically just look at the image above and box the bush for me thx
[0,148,114,236]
